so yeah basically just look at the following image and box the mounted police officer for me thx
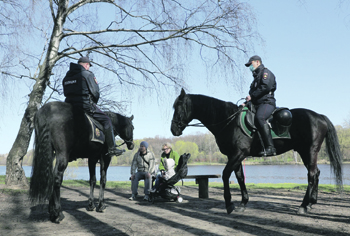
[62,56,123,158]
[243,55,277,156]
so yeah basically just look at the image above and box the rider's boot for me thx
[258,123,276,157]
[104,126,124,157]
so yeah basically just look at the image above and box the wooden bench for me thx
[183,174,221,198]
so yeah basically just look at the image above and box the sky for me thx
[0,0,350,154]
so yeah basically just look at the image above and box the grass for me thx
[0,175,349,194]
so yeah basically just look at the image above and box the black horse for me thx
[29,101,135,223]
[171,89,342,214]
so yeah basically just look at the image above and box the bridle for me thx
[114,120,134,147]
[116,137,134,147]
[172,98,245,132]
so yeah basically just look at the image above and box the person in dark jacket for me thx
[243,55,277,156]
[62,56,123,158]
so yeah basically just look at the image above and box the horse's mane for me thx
[189,94,239,118]
[104,112,127,125]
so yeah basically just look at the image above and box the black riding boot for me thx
[104,126,124,157]
[258,123,276,157]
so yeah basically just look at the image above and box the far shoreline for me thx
[1,160,349,167]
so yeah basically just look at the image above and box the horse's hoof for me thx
[50,211,65,224]
[226,204,235,214]
[96,204,106,213]
[307,204,313,211]
[86,205,96,211]
[235,206,246,212]
[297,207,307,214]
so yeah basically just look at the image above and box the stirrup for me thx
[259,147,276,157]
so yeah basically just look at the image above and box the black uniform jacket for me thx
[248,64,276,107]
[62,63,100,111]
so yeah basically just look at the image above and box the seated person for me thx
[163,158,176,180]
[152,143,179,192]
[151,158,176,193]
[129,141,155,201]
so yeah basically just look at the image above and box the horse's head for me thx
[171,88,192,136]
[113,114,135,150]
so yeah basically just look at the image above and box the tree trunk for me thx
[5,77,48,187]
[293,151,298,163]
[5,1,65,187]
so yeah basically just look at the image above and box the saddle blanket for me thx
[239,107,291,139]
[85,114,105,144]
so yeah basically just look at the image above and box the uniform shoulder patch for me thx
[263,72,268,79]
[94,77,98,84]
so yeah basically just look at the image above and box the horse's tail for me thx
[29,109,55,205]
[322,115,343,190]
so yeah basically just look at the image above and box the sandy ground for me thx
[0,184,349,236]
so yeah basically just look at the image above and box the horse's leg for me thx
[223,156,240,214]
[48,153,68,223]
[234,163,249,212]
[96,155,111,212]
[87,157,98,211]
[297,150,321,214]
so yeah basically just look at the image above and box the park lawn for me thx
[1,175,349,194]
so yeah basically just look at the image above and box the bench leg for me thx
[196,178,209,198]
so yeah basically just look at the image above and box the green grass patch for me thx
[210,183,350,193]
[61,179,132,189]
[0,175,349,194]
[0,188,28,195]
[0,175,5,185]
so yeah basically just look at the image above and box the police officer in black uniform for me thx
[62,56,123,158]
[244,55,277,156]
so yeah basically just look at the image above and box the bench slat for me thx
[183,174,221,179]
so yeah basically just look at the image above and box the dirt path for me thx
[0,185,349,236]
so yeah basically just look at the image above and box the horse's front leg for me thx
[96,155,111,212]
[234,163,249,212]
[48,154,68,223]
[87,158,98,211]
[223,157,237,214]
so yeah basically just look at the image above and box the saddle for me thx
[85,114,105,144]
[239,105,292,139]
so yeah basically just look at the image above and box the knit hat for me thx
[140,141,149,149]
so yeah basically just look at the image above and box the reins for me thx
[180,98,246,130]
[185,108,241,128]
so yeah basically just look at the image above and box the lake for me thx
[1,164,349,185]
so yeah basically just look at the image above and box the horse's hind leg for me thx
[87,158,98,211]
[48,153,68,223]
[297,150,321,214]
[96,155,111,212]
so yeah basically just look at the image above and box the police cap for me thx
[245,55,262,67]
[78,56,92,66]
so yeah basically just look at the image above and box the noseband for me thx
[113,122,134,147]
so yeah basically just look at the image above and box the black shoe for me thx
[107,148,124,157]
[258,146,276,157]
[258,123,276,157]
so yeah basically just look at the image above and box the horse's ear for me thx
[180,88,186,99]
[130,115,134,121]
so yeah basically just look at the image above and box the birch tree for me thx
[0,0,260,186]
